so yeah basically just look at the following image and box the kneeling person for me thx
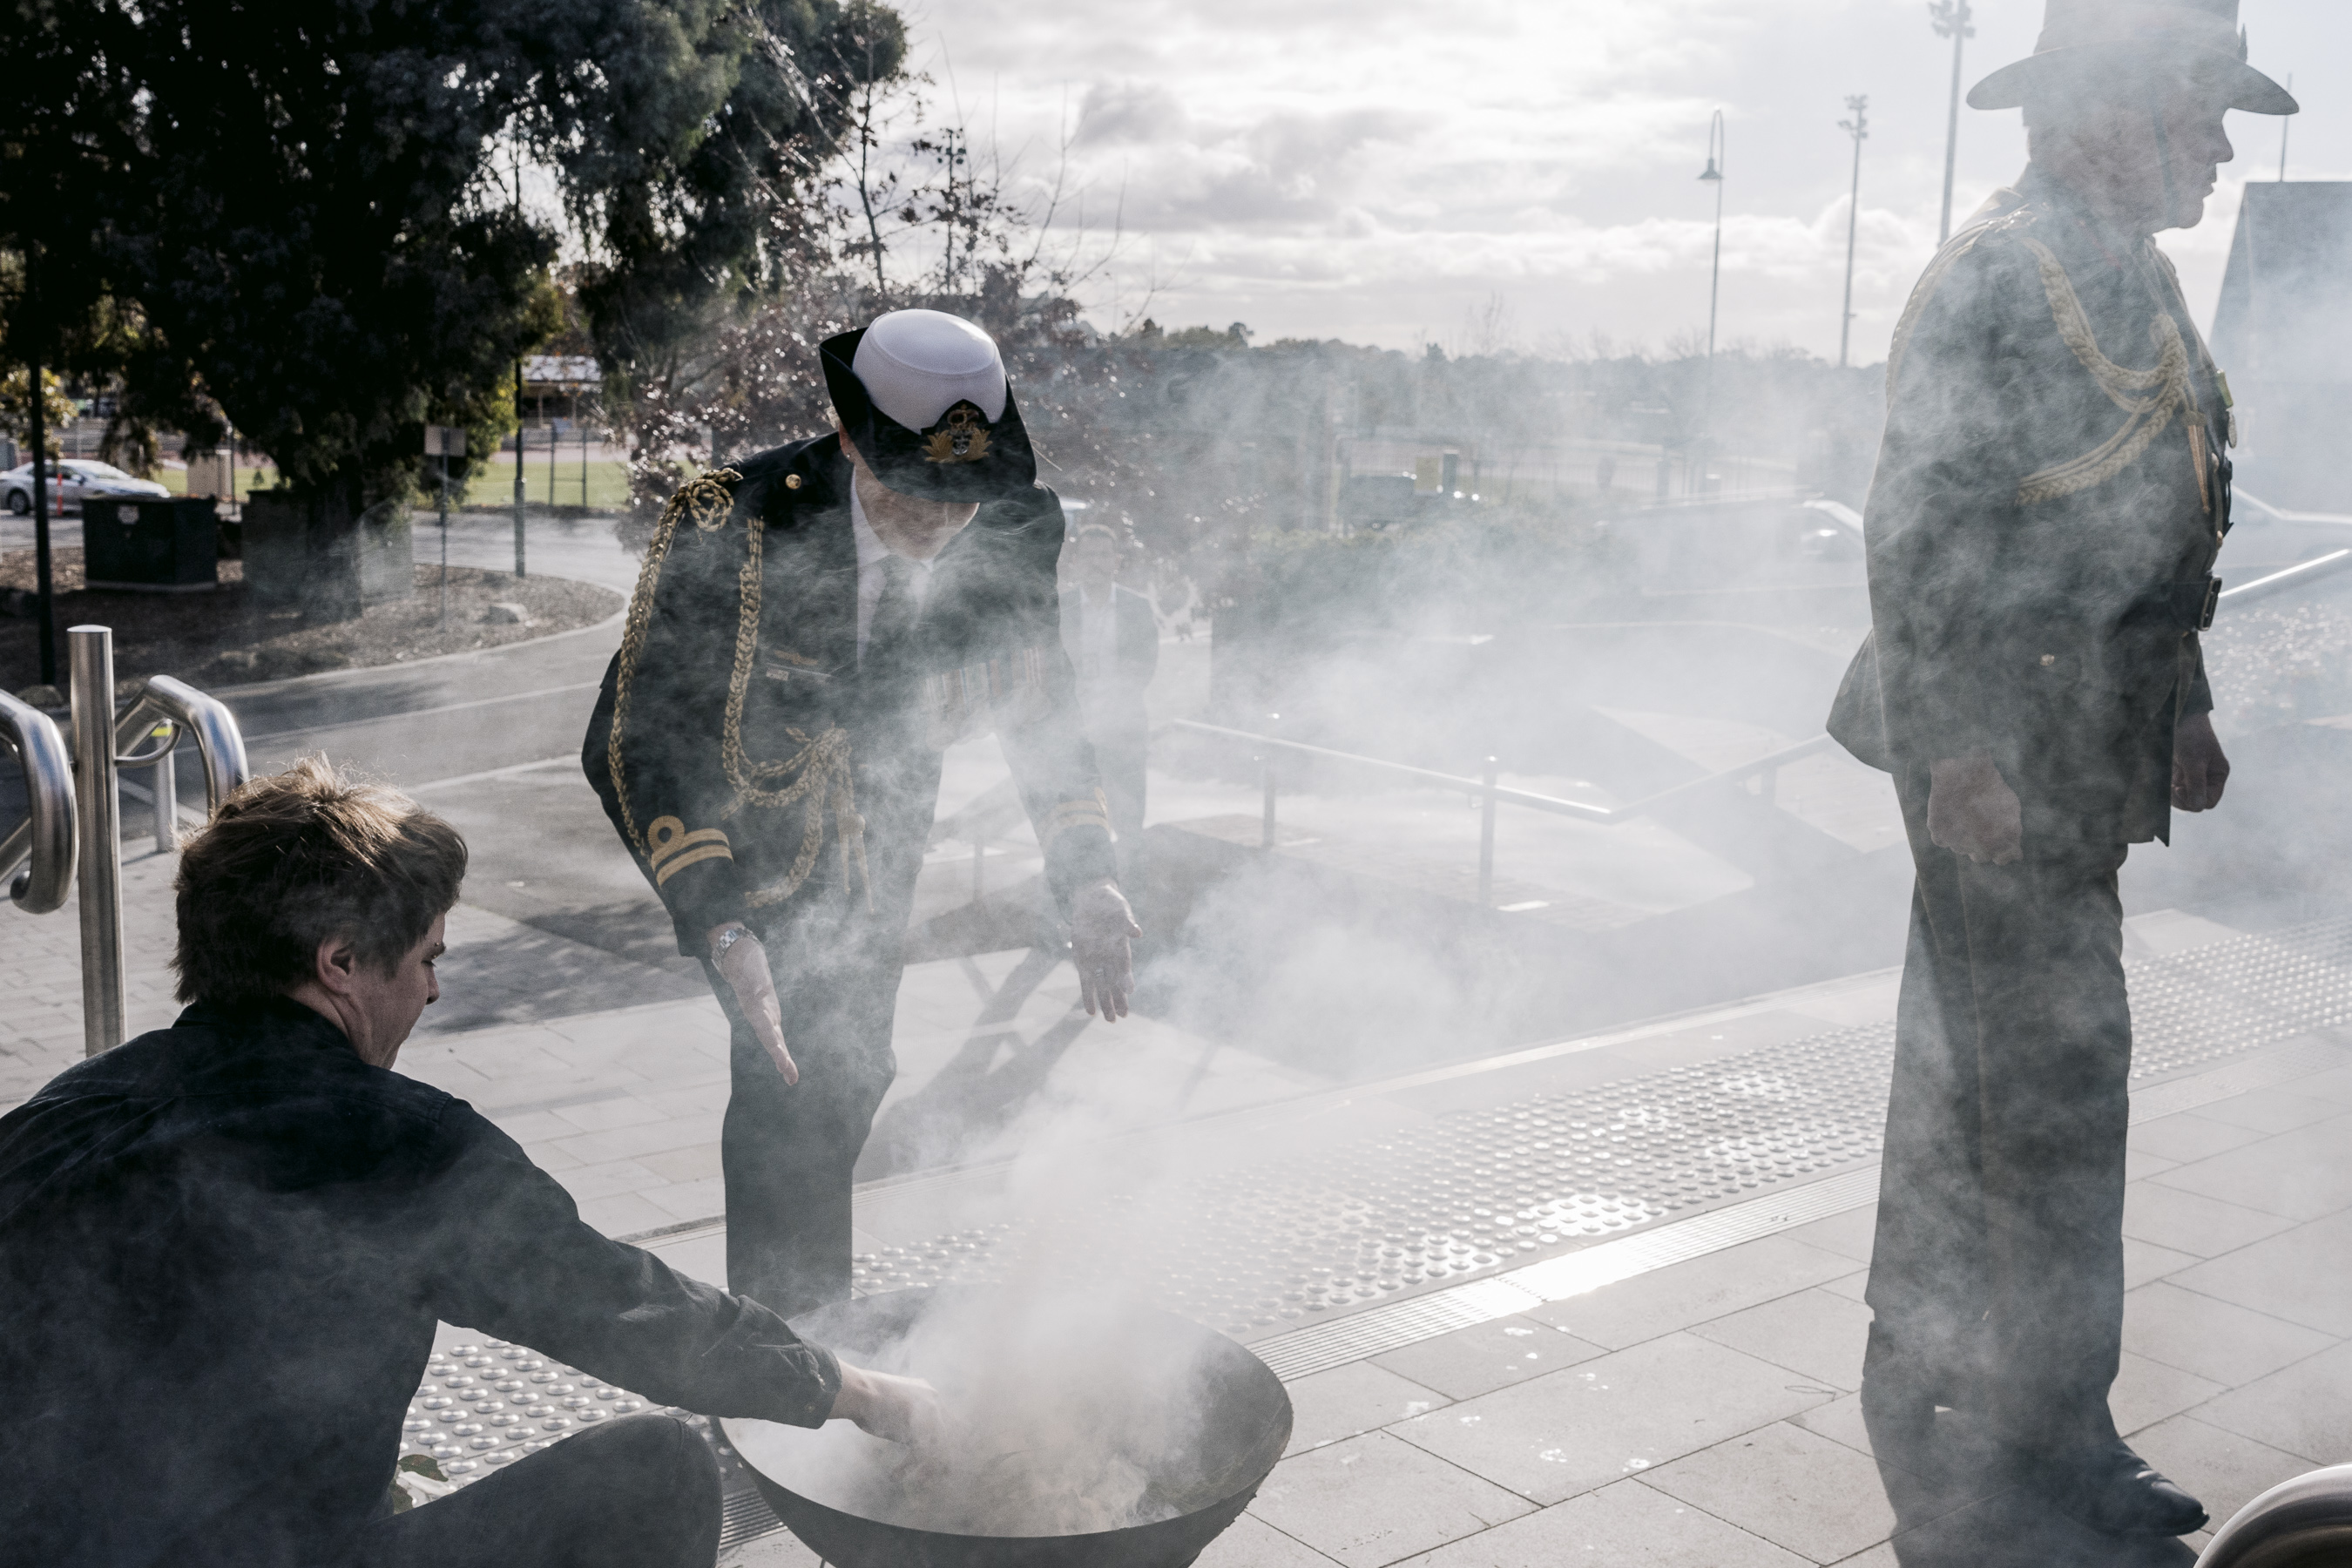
[0,760,931,1568]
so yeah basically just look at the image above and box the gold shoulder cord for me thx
[717,503,870,911]
[1883,198,2031,396]
[2014,237,2204,510]
[607,470,740,857]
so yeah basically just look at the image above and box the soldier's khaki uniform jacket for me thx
[582,436,1116,955]
[1830,166,2234,847]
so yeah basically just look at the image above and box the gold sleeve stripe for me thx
[1040,793,1112,849]
[646,816,732,871]
[655,842,733,887]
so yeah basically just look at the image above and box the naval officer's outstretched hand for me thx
[709,923,798,1085]
[1071,878,1142,1021]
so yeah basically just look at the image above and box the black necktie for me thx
[864,556,923,706]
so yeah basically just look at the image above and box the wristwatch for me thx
[711,925,755,962]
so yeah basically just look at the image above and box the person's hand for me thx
[2173,710,2230,812]
[1070,878,1141,1021]
[1927,754,2023,866]
[830,1361,943,1446]
[708,923,795,1085]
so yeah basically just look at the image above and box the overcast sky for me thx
[905,0,2349,364]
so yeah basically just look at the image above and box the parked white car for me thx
[2,460,172,516]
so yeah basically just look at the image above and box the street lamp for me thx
[1838,95,1870,370]
[1695,110,1727,500]
[1930,1,1976,244]
[1700,110,1727,362]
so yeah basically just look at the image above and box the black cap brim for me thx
[820,328,1037,503]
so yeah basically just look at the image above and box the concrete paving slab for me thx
[2167,1208,2352,1336]
[1521,1234,1857,1349]
[1790,1393,1876,1463]
[2108,1351,2227,1437]
[2120,1181,2299,1257]
[1248,1431,1536,1568]
[1639,1419,1897,1565]
[1369,1318,1607,1402]
[2120,1236,2201,1290]
[1392,1477,1809,1568]
[2187,1083,2352,1135]
[1690,1288,1873,1392]
[2191,1337,2352,1463]
[1775,1205,1879,1263]
[2120,1281,2336,1388]
[1284,1362,1450,1456]
[2126,1415,2319,1538]
[1389,1333,1835,1506]
[1194,1513,1342,1568]
[2126,1109,2267,1170]
[2145,1111,2352,1221]
[1820,1269,1870,1303]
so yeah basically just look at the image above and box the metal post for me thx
[1838,97,1869,369]
[70,626,125,1056]
[1478,756,1498,906]
[1930,2,1974,244]
[438,452,450,627]
[30,334,56,686]
[1260,756,1276,849]
[151,743,178,850]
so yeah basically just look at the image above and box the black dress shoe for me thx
[2033,1439,2209,1538]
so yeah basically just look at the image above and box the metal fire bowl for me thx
[724,1288,1294,1568]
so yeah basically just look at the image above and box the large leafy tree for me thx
[1,0,894,510]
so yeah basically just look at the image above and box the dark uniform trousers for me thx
[1866,766,2132,1453]
[706,740,943,1318]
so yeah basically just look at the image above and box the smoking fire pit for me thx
[724,1288,1293,1568]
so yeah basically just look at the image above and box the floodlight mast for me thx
[1930,1,1976,245]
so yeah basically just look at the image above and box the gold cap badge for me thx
[923,402,993,465]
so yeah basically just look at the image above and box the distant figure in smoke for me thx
[0,760,934,1568]
[1059,519,1159,890]
[585,310,1137,1317]
[1828,0,2292,1545]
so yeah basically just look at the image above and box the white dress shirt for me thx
[849,479,932,662]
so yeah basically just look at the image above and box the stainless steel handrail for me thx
[71,627,128,1054]
[2195,1462,2352,1566]
[0,689,77,914]
[1169,719,1835,905]
[2219,548,2352,606]
[58,627,253,1057]
[114,673,253,825]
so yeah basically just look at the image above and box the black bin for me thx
[84,498,221,591]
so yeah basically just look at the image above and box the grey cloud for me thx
[1075,79,1193,146]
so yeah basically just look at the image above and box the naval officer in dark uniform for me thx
[1828,0,2292,1542]
[585,310,1138,1317]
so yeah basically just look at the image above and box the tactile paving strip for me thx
[402,915,2352,1511]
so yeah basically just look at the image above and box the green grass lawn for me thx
[151,456,635,512]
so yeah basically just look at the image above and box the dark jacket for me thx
[1058,583,1160,729]
[0,998,840,1568]
[583,436,1116,956]
[1829,167,2230,846]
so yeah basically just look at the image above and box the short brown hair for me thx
[172,757,467,1004]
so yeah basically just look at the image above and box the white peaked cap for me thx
[850,310,1008,430]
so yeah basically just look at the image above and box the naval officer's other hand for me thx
[1927,754,2023,866]
[2173,710,2230,812]
[708,923,798,1085]
[1070,878,1142,1022]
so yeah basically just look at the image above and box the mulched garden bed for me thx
[3,549,622,700]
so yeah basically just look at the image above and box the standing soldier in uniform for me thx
[585,310,1138,1317]
[1828,0,2291,1542]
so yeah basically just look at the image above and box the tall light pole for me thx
[510,143,528,578]
[1700,110,1727,362]
[1838,95,1869,369]
[1930,1,1975,243]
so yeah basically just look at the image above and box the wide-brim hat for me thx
[1969,0,2297,114]
[820,313,1037,504]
